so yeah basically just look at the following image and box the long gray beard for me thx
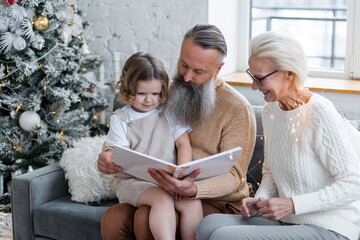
[165,74,216,126]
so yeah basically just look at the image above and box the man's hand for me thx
[256,197,295,220]
[97,150,123,174]
[148,168,201,198]
[241,197,260,218]
[172,193,185,201]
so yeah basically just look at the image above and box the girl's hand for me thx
[97,150,123,174]
[241,197,260,218]
[256,197,295,220]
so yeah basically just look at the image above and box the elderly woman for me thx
[196,31,360,240]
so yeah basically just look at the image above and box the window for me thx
[209,0,360,79]
[250,1,347,71]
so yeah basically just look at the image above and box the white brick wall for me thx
[78,0,208,86]
[77,2,360,121]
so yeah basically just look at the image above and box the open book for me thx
[112,146,242,185]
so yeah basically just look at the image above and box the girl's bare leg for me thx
[137,187,176,240]
[175,199,203,240]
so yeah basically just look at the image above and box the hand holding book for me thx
[112,146,242,185]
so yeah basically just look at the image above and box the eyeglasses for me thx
[246,68,278,86]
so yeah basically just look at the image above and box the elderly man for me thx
[97,24,256,239]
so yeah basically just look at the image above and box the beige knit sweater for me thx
[104,78,257,210]
[190,78,256,210]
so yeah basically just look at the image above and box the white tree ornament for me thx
[19,111,41,131]
[13,36,26,50]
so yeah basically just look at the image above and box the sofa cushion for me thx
[33,195,118,240]
[246,106,264,195]
[246,135,264,194]
[59,136,116,204]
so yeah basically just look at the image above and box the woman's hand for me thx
[241,197,260,218]
[256,197,295,220]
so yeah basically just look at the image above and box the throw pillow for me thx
[59,135,116,204]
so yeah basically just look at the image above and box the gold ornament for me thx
[33,15,49,31]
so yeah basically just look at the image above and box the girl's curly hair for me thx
[115,52,169,105]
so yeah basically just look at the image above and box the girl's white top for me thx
[106,105,191,147]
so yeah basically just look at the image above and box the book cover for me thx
[112,146,242,185]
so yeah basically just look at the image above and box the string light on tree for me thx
[19,111,41,131]
[9,142,21,152]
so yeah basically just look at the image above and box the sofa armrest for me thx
[11,163,68,240]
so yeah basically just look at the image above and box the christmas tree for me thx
[0,0,108,194]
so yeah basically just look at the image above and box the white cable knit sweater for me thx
[255,93,360,240]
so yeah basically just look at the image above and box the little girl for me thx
[105,52,202,240]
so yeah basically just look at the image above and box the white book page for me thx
[112,146,242,184]
[112,146,177,184]
[175,147,242,180]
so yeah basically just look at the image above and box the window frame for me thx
[236,0,360,80]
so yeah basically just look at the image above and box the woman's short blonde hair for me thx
[115,52,169,105]
[249,31,307,88]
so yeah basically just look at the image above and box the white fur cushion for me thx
[59,135,116,203]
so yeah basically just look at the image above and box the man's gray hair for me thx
[184,24,227,63]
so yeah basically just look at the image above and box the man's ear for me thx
[215,62,225,77]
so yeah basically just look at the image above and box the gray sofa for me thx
[10,106,265,240]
